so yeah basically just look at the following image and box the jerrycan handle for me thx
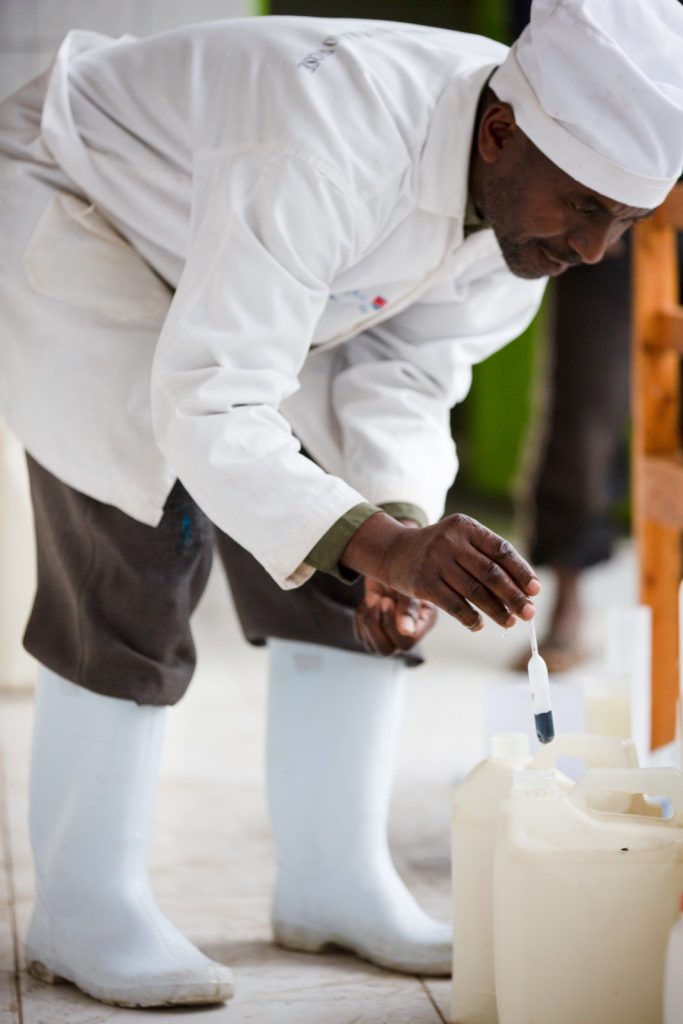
[572,767,683,825]
[532,733,638,771]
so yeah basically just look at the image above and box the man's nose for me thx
[567,221,613,264]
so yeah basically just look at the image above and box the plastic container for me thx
[531,732,638,776]
[664,893,683,1024]
[450,734,644,1024]
[584,670,632,738]
[494,767,683,1024]
[451,733,531,1024]
[603,605,652,764]
[583,606,654,747]
[532,732,650,813]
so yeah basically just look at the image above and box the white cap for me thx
[490,0,683,208]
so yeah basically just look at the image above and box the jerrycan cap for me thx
[490,732,530,763]
[511,770,560,798]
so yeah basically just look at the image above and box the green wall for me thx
[462,307,546,499]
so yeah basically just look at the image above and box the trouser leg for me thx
[214,526,424,665]
[526,246,631,570]
[24,454,214,704]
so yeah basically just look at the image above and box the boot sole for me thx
[272,921,452,977]
[26,957,235,1008]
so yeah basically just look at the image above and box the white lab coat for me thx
[0,18,545,588]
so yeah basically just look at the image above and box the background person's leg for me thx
[520,245,631,671]
[24,458,233,1007]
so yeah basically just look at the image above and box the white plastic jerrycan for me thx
[531,732,658,814]
[494,767,683,1024]
[451,733,531,1024]
[532,731,638,777]
[451,733,642,1024]
[664,893,683,1024]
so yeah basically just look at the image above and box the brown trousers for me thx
[24,455,421,706]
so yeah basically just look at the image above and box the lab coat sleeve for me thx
[331,266,546,523]
[151,148,370,589]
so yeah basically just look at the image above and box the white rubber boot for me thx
[25,667,234,1008]
[267,640,451,976]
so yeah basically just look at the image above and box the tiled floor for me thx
[0,543,638,1023]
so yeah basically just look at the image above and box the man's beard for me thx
[480,174,558,279]
[497,236,547,278]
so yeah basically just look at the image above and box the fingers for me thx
[464,518,540,599]
[371,513,540,635]
[378,596,416,653]
[395,594,420,636]
[456,548,535,623]
[354,592,436,657]
[428,577,485,632]
[447,516,539,620]
[438,561,518,628]
[354,594,398,656]
[395,594,438,641]
[380,598,408,652]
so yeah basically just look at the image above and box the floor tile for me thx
[18,948,439,1024]
[424,977,451,1023]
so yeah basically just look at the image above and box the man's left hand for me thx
[354,576,437,656]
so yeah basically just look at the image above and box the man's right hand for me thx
[341,511,540,632]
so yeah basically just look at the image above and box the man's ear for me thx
[477,101,518,165]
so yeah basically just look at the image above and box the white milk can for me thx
[450,733,642,1024]
[531,732,657,813]
[494,767,683,1024]
[663,893,683,1024]
[451,733,531,1024]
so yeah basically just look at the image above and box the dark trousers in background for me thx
[524,248,631,570]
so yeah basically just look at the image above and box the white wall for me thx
[0,0,256,687]
[0,0,256,100]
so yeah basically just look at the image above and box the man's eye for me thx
[571,201,598,216]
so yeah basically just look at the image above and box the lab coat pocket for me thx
[23,191,172,323]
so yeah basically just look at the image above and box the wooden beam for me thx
[632,223,679,454]
[639,521,681,748]
[653,186,683,230]
[640,453,683,527]
[632,191,682,750]
[648,307,683,354]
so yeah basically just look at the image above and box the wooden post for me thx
[632,195,681,749]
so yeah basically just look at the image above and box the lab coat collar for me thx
[417,61,499,223]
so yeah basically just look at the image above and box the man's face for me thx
[475,105,653,280]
